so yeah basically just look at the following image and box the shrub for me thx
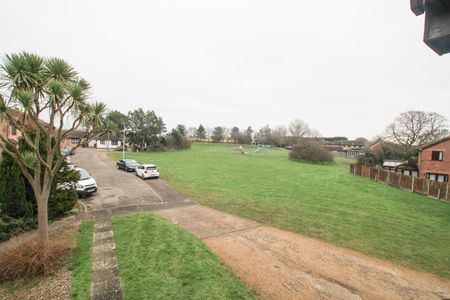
[289,140,334,163]
[0,216,36,243]
[0,238,72,281]
[48,189,78,220]
[0,151,34,219]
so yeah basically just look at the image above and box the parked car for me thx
[75,168,97,197]
[135,164,160,179]
[61,146,75,156]
[116,159,140,172]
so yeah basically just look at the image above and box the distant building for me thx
[382,160,418,177]
[88,133,124,150]
[418,136,450,182]
[324,140,365,157]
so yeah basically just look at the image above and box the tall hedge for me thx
[0,152,34,218]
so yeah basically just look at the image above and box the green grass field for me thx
[112,212,255,299]
[109,143,450,279]
[70,220,94,300]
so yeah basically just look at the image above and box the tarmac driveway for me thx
[71,148,162,210]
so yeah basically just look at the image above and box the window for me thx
[10,125,17,136]
[111,140,118,146]
[71,138,79,144]
[100,140,105,145]
[427,173,448,183]
[431,151,443,161]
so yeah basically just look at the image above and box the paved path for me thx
[74,149,450,300]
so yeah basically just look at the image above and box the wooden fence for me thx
[349,164,450,202]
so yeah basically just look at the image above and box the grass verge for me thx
[109,143,450,279]
[69,220,94,300]
[112,212,255,299]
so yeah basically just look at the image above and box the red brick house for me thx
[418,136,450,182]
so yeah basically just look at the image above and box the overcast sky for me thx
[1,0,449,139]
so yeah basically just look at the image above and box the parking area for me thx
[71,148,163,210]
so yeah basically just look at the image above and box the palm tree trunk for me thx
[36,190,50,249]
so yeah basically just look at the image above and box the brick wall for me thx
[419,139,450,179]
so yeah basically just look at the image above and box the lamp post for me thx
[122,124,126,160]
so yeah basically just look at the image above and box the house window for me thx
[71,138,79,144]
[427,173,448,183]
[111,140,118,146]
[100,140,105,145]
[431,151,443,161]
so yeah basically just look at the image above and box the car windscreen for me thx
[79,169,91,180]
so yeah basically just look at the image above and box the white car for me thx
[75,168,98,197]
[135,164,160,179]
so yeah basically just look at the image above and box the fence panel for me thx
[414,178,427,195]
[361,165,372,178]
[378,168,387,183]
[437,182,448,200]
[349,164,450,203]
[399,174,413,191]
[428,181,440,198]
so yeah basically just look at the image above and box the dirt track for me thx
[158,205,450,300]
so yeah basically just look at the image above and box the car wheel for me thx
[125,167,129,172]
[141,174,145,180]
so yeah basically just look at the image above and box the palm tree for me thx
[103,119,118,151]
[0,52,107,250]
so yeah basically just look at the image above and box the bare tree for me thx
[271,126,287,146]
[288,119,310,144]
[385,111,448,149]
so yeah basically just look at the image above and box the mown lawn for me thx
[70,220,94,300]
[112,212,255,299]
[109,143,450,279]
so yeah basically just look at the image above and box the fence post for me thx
[438,185,441,199]
[398,174,401,187]
[387,172,390,184]
[376,167,380,181]
[446,183,449,201]
[427,180,430,196]
[353,165,356,175]
[411,176,415,192]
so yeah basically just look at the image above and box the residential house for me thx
[0,117,21,143]
[324,140,365,157]
[418,136,450,182]
[61,130,86,148]
[0,109,50,145]
[88,133,123,150]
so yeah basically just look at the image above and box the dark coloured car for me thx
[116,159,140,172]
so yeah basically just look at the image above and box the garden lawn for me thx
[109,143,450,279]
[112,212,255,299]
[70,220,94,300]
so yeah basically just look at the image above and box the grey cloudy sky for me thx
[1,0,449,139]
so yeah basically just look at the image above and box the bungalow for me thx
[88,133,123,150]
[418,136,450,182]
[61,130,86,148]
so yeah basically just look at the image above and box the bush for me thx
[0,152,34,219]
[0,216,36,243]
[0,237,72,281]
[289,140,334,163]
[48,189,78,220]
